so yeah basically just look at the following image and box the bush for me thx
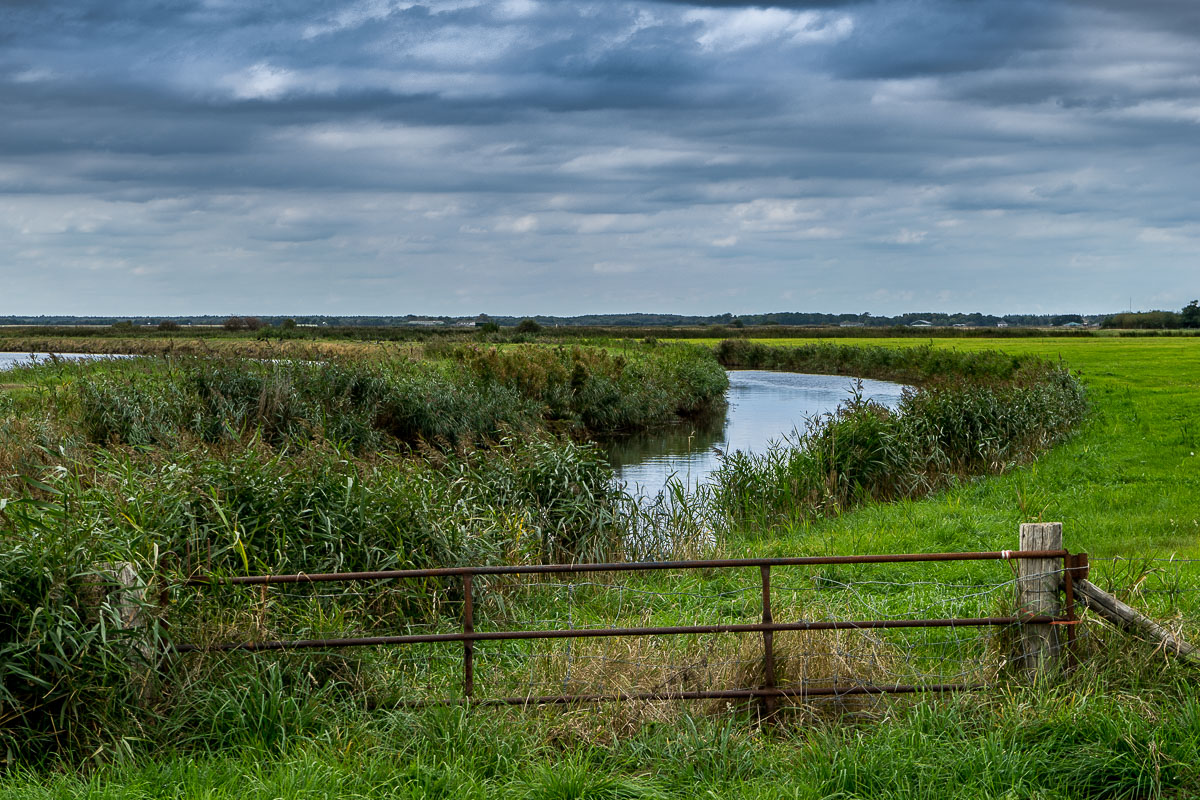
[515,318,543,334]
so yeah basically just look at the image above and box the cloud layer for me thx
[2,0,1197,315]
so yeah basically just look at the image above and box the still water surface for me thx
[608,370,908,498]
[0,352,131,371]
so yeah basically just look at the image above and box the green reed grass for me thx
[715,338,1034,383]
[58,343,726,451]
[704,345,1086,536]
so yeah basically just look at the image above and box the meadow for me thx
[0,332,1198,799]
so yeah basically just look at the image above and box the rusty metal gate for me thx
[172,548,1088,709]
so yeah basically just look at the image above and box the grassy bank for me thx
[6,680,1200,799]
[2,336,1198,798]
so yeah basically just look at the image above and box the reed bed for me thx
[0,341,1091,765]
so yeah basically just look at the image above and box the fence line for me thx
[171,547,1081,709]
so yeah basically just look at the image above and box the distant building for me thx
[909,320,933,327]
[1062,321,1085,328]
[997,322,1009,328]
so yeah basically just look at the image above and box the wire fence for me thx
[165,548,1180,710]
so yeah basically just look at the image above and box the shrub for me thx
[515,318,543,334]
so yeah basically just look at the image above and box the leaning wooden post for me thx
[1016,522,1063,678]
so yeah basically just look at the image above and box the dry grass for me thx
[514,626,903,728]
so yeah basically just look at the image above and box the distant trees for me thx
[1102,310,1181,329]
[157,320,181,331]
[1102,301,1200,330]
[1182,301,1200,329]
[515,318,543,334]
[223,316,264,331]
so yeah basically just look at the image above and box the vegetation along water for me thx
[0,332,1197,799]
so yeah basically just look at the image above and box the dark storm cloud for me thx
[1072,0,1200,37]
[824,0,1066,79]
[1,0,1198,316]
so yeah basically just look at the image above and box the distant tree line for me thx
[1102,301,1200,329]
[4,306,1197,330]
[0,311,1111,328]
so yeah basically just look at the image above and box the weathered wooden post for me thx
[462,573,475,700]
[83,562,163,701]
[1015,522,1063,677]
[84,562,147,633]
[760,565,777,720]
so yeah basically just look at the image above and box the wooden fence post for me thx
[760,565,777,720]
[1016,522,1063,677]
[462,573,475,700]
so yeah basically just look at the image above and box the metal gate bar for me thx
[175,548,1074,707]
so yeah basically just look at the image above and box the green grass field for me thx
[2,335,1199,799]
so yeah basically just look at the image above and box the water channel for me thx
[607,370,909,499]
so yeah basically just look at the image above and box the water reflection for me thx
[608,370,908,498]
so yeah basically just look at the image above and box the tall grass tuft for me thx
[0,486,166,762]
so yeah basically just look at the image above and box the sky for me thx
[1,0,1198,317]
